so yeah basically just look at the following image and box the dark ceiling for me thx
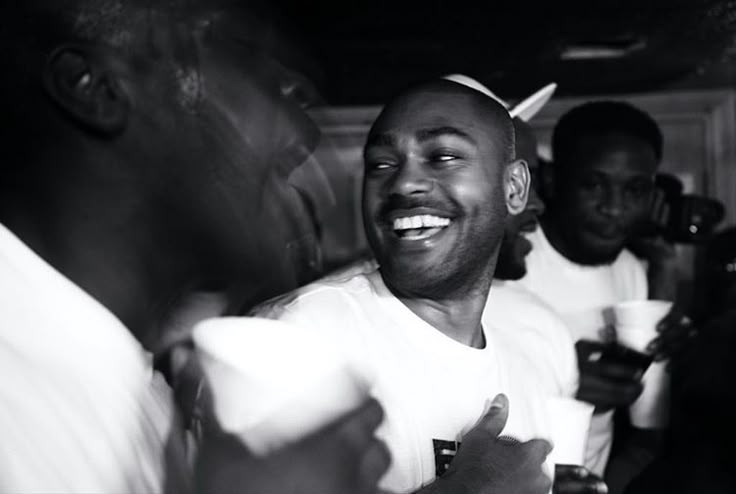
[276,0,736,104]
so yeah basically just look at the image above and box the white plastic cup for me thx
[545,397,594,466]
[193,317,371,455]
[613,300,673,429]
[613,300,673,351]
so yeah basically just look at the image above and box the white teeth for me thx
[392,215,451,231]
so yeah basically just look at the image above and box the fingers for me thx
[475,393,509,437]
[554,478,608,494]
[358,438,391,490]
[577,373,643,410]
[554,465,608,494]
[591,359,645,381]
[523,438,553,461]
[328,398,385,451]
[650,312,696,361]
[556,464,590,478]
[600,325,617,343]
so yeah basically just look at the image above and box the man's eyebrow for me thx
[416,126,476,145]
[365,133,396,148]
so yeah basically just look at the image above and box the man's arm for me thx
[195,398,390,494]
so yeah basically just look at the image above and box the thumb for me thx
[476,393,509,437]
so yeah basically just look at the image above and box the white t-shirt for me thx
[0,224,190,493]
[255,263,562,493]
[484,280,579,401]
[518,226,648,475]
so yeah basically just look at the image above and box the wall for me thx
[308,90,736,276]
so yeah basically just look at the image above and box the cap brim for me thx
[510,83,557,122]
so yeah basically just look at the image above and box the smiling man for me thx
[255,78,555,494]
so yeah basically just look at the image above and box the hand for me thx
[575,341,645,413]
[646,309,696,363]
[195,398,391,494]
[427,394,552,494]
[554,464,607,493]
[627,233,679,302]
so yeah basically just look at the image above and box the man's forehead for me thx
[575,132,657,157]
[372,94,501,141]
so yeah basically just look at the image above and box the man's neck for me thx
[384,275,491,349]
[541,213,621,267]
[2,205,197,352]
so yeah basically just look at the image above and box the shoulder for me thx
[613,248,648,298]
[491,282,574,349]
[616,248,647,272]
[486,281,578,397]
[251,269,377,323]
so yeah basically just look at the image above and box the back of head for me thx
[0,1,187,168]
[552,100,663,170]
[0,0,276,159]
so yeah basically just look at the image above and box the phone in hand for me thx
[576,340,653,377]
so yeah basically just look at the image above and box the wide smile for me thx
[391,214,452,241]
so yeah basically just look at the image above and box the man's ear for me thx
[43,44,129,136]
[505,159,530,215]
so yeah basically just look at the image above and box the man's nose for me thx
[388,158,433,196]
[600,187,624,217]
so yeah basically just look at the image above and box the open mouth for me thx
[392,214,451,240]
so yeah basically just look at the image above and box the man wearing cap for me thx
[253,77,560,493]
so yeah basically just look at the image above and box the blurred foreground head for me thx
[0,0,321,349]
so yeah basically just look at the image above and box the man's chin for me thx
[494,262,527,281]
[576,245,622,266]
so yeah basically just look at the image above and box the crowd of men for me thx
[1,1,731,494]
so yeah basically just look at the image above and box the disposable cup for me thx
[193,317,370,455]
[613,300,672,351]
[545,397,594,466]
[613,300,673,429]
[627,362,670,428]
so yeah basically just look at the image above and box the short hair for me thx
[552,101,663,168]
[370,79,516,163]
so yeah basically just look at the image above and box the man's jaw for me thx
[516,212,540,235]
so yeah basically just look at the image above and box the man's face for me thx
[362,89,510,297]
[495,119,544,280]
[146,7,321,295]
[553,132,657,265]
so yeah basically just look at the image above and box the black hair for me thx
[552,101,663,168]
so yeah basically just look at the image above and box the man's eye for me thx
[581,179,604,193]
[367,160,395,171]
[429,153,459,163]
[626,182,653,199]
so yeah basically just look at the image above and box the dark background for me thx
[275,0,736,104]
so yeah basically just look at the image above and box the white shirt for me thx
[254,263,557,494]
[518,226,648,475]
[0,224,190,493]
[484,280,579,401]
